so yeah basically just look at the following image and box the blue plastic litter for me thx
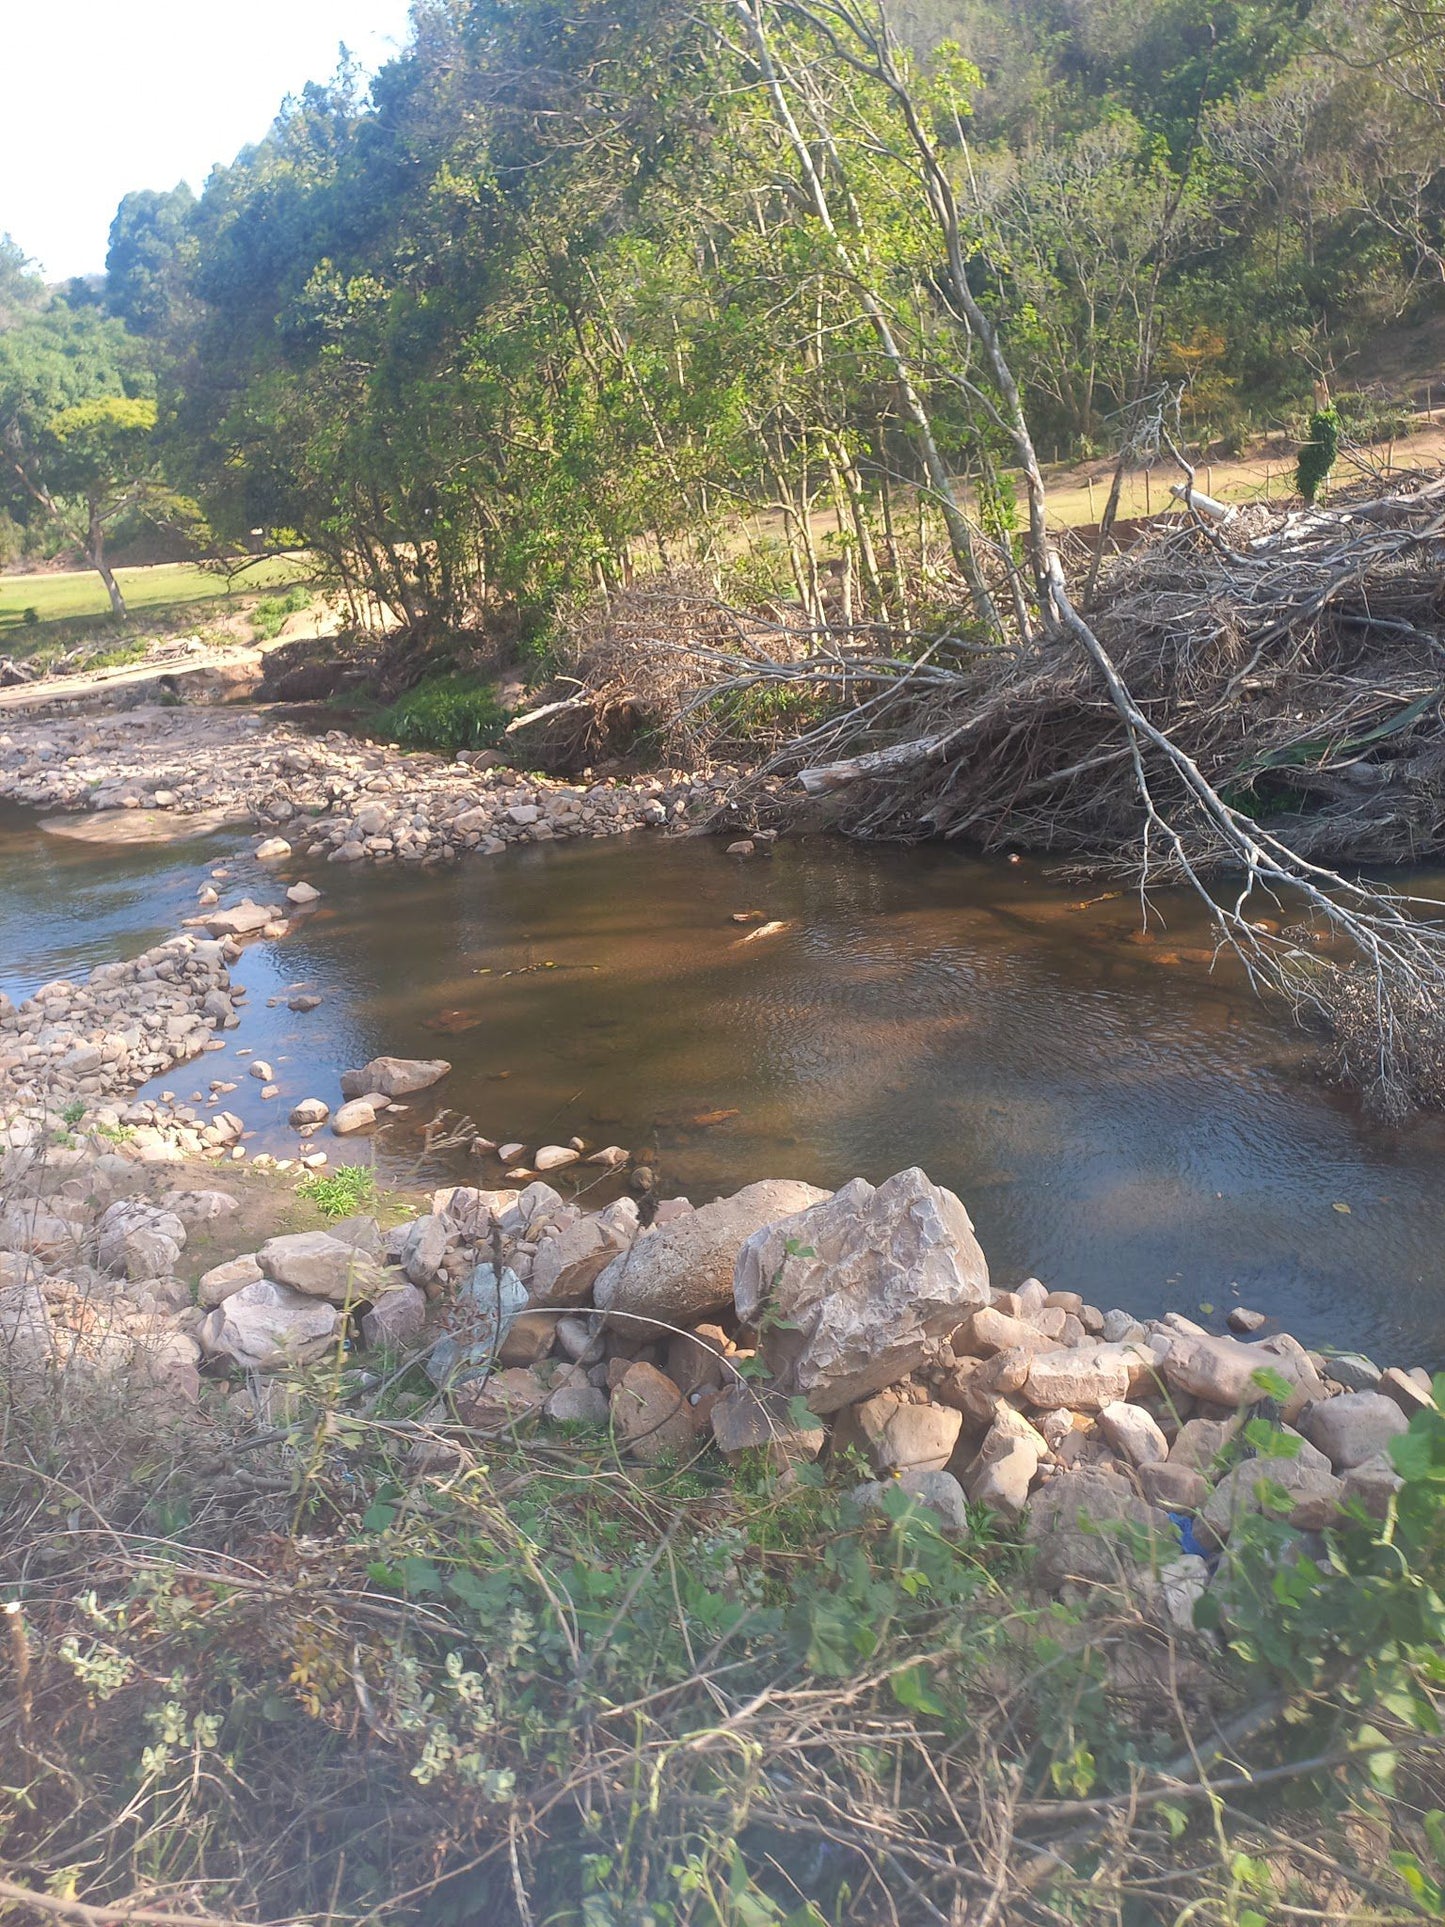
[1167,1509,1216,1565]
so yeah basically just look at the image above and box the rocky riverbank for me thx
[0,704,738,864]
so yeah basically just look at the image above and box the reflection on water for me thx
[3,801,1444,1360]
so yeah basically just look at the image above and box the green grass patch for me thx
[379,675,510,755]
[0,556,313,644]
[297,1163,378,1220]
[250,584,315,641]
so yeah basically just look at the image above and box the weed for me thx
[297,1163,378,1219]
[379,677,509,755]
[250,585,313,641]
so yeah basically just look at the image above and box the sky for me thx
[1,0,416,281]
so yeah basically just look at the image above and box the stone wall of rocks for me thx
[0,707,732,864]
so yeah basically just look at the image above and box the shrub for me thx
[250,585,313,641]
[297,1163,377,1219]
[379,676,509,755]
[1296,404,1341,503]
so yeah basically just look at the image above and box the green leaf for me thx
[889,1664,945,1715]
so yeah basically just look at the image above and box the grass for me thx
[296,1163,378,1220]
[0,556,313,641]
[380,676,510,755]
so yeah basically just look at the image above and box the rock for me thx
[286,881,322,905]
[854,1469,969,1533]
[533,1145,580,1172]
[198,1252,264,1308]
[340,1056,450,1099]
[290,1098,330,1127]
[454,1367,549,1430]
[595,1178,829,1328]
[1157,1556,1209,1631]
[498,1311,557,1366]
[1342,1450,1404,1519]
[1097,1400,1169,1468]
[255,1230,390,1305]
[1024,1346,1134,1411]
[333,1097,386,1135]
[498,1142,526,1164]
[734,1168,989,1413]
[0,1206,81,1264]
[1101,1309,1148,1344]
[587,1146,630,1169]
[97,1201,186,1280]
[1301,1391,1408,1471]
[399,1214,449,1287]
[0,1282,55,1388]
[726,840,755,856]
[964,1422,1041,1520]
[1198,1453,1344,1545]
[1163,1334,1289,1408]
[555,1314,604,1365]
[710,1383,825,1469]
[159,1189,239,1226]
[1227,1307,1267,1334]
[254,838,291,860]
[875,1398,963,1474]
[249,1060,274,1081]
[1024,1469,1176,1590]
[612,1361,697,1462]
[1169,1415,1241,1472]
[953,1305,1057,1359]
[1138,1461,1211,1511]
[545,1383,610,1426]
[425,1265,530,1389]
[665,1323,731,1397]
[362,1284,427,1351]
[198,1281,342,1372]
[1323,1352,1383,1392]
[1380,1366,1437,1418]
[203,901,278,939]
[529,1208,636,1306]
[289,994,323,1012]
[328,1215,384,1256]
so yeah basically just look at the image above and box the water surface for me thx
[3,800,1443,1362]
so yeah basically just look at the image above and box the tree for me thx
[105,185,198,340]
[0,301,158,613]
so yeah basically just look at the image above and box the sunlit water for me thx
[3,799,1444,1362]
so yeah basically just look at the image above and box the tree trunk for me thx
[87,502,126,618]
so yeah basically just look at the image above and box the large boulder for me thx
[711,1383,825,1469]
[530,1203,638,1306]
[340,1056,451,1099]
[255,1231,391,1305]
[594,1179,829,1328]
[1198,1448,1343,1545]
[1024,1468,1176,1591]
[97,1200,187,1280]
[198,1281,342,1372]
[198,1252,264,1309]
[734,1169,990,1413]
[612,1361,698,1462]
[1301,1391,1408,1471]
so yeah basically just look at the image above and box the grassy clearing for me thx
[0,557,313,641]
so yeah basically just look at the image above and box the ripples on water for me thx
[3,800,1443,1360]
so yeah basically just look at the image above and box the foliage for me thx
[1296,404,1342,502]
[379,677,510,756]
[296,1162,377,1219]
[249,583,312,640]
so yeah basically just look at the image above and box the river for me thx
[3,800,1443,1361]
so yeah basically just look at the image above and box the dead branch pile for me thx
[729,474,1445,865]
[505,566,807,769]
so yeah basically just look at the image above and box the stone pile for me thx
[0,708,732,867]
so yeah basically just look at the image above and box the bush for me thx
[379,676,509,755]
[297,1163,377,1219]
[250,585,313,641]
[1296,405,1341,503]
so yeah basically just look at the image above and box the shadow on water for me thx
[3,800,1444,1361]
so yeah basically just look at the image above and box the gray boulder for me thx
[198,1281,342,1372]
[340,1056,451,1099]
[255,1230,391,1305]
[734,1168,989,1413]
[595,1179,829,1327]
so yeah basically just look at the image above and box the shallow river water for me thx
[3,800,1444,1361]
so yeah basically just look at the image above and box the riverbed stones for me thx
[1198,1450,1344,1544]
[733,1168,989,1414]
[594,1177,829,1327]
[529,1206,636,1306]
[709,1383,823,1468]
[1024,1469,1175,1591]
[1024,1345,1135,1412]
[254,838,291,860]
[254,1230,390,1305]
[1162,1333,1286,1407]
[1301,1390,1408,1470]
[1098,1399,1169,1467]
[0,1281,56,1390]
[340,1056,451,1099]
[533,1144,580,1172]
[362,1284,427,1351]
[198,1280,342,1371]
[286,881,322,906]
[290,1098,330,1127]
[333,1097,387,1134]
[854,1469,969,1533]
[399,1213,449,1288]
[203,901,279,939]
[612,1360,696,1462]
[198,1252,265,1308]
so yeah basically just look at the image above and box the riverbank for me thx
[0,702,739,861]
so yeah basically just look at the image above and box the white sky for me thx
[1,0,416,280]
